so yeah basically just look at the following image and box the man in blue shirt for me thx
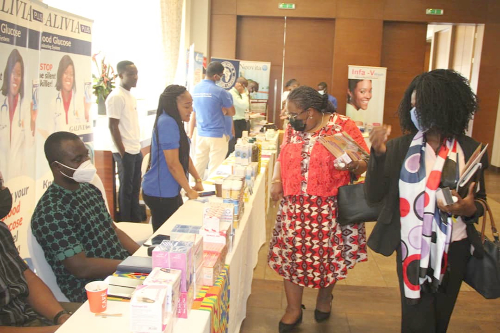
[192,62,235,179]
[317,82,338,109]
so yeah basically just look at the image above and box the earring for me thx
[309,116,313,119]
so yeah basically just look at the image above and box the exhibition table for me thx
[56,148,277,333]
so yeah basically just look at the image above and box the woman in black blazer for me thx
[365,69,488,333]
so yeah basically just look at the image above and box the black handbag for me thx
[336,177,381,225]
[464,198,500,299]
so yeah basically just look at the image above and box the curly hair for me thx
[287,85,336,114]
[398,69,478,138]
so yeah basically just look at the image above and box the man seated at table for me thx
[0,172,74,331]
[31,131,140,303]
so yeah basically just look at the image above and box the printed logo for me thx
[262,65,268,71]
[218,61,237,89]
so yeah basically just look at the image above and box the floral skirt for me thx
[268,194,368,288]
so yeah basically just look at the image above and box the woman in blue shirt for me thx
[142,85,204,231]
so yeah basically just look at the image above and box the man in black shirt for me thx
[0,172,73,331]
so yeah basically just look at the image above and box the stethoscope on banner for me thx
[1,97,22,130]
[55,92,77,119]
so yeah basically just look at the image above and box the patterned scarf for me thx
[399,131,458,301]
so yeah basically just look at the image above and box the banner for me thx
[0,1,93,258]
[211,57,271,100]
[186,45,203,94]
[346,65,387,128]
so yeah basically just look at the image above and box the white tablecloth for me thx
[57,150,276,333]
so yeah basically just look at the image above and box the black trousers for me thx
[142,193,183,232]
[113,152,143,222]
[396,238,471,333]
[227,119,249,156]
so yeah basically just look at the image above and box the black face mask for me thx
[0,188,13,220]
[289,116,307,131]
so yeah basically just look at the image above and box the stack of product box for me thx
[221,175,245,228]
[201,202,233,246]
[130,267,181,333]
[201,243,228,286]
[151,240,194,319]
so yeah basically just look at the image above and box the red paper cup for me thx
[85,281,108,313]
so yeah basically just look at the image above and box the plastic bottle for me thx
[235,139,243,165]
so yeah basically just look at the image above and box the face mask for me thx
[289,115,307,131]
[0,187,13,220]
[410,107,426,132]
[318,90,325,95]
[56,160,96,183]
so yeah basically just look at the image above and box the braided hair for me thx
[151,85,190,178]
[287,85,336,113]
[398,69,478,139]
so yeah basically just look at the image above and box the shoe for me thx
[314,294,333,323]
[278,305,305,333]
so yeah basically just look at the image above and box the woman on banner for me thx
[346,79,372,126]
[142,85,204,232]
[268,86,369,332]
[365,69,488,332]
[50,55,91,131]
[0,49,36,182]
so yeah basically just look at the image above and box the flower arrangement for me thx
[92,52,116,103]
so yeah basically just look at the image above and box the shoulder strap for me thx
[475,198,499,243]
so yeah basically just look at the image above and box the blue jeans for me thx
[113,152,143,222]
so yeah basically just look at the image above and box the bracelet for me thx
[195,178,203,183]
[53,310,71,325]
[271,179,282,184]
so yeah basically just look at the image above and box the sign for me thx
[278,3,295,9]
[426,8,444,15]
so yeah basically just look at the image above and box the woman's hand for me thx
[186,188,199,200]
[270,181,283,202]
[437,182,477,217]
[192,182,204,192]
[369,125,391,156]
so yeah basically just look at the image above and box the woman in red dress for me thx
[268,86,369,332]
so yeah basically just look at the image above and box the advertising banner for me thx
[0,1,93,258]
[211,57,240,91]
[346,65,387,128]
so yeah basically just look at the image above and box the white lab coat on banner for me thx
[0,96,34,181]
[51,91,82,132]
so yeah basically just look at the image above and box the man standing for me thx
[107,60,142,222]
[31,132,139,303]
[192,62,235,179]
[317,81,338,109]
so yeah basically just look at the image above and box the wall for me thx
[208,0,500,163]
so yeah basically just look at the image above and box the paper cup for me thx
[85,281,108,313]
[215,179,223,197]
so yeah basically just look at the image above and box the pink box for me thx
[152,241,193,292]
[177,285,194,319]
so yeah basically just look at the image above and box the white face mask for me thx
[410,106,427,132]
[318,90,325,95]
[56,160,96,183]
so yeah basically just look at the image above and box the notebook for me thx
[116,256,153,274]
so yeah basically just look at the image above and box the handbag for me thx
[336,176,381,225]
[463,198,500,299]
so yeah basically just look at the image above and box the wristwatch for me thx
[53,310,72,325]
[195,178,203,183]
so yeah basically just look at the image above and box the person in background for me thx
[227,77,249,155]
[142,85,204,232]
[192,61,235,180]
[107,60,143,222]
[346,79,372,126]
[247,79,259,97]
[317,81,338,109]
[280,79,301,123]
[365,69,488,332]
[31,132,139,302]
[269,86,369,332]
[0,171,76,331]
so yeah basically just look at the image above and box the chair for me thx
[26,225,69,302]
[90,174,152,245]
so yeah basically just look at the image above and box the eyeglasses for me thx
[286,110,307,120]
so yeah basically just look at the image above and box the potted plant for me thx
[92,52,116,115]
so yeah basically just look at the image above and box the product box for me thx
[193,264,203,298]
[200,222,231,245]
[201,243,228,286]
[170,224,202,238]
[170,233,204,271]
[142,267,181,313]
[130,285,175,333]
[177,285,194,319]
[152,241,193,292]
[202,202,234,231]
